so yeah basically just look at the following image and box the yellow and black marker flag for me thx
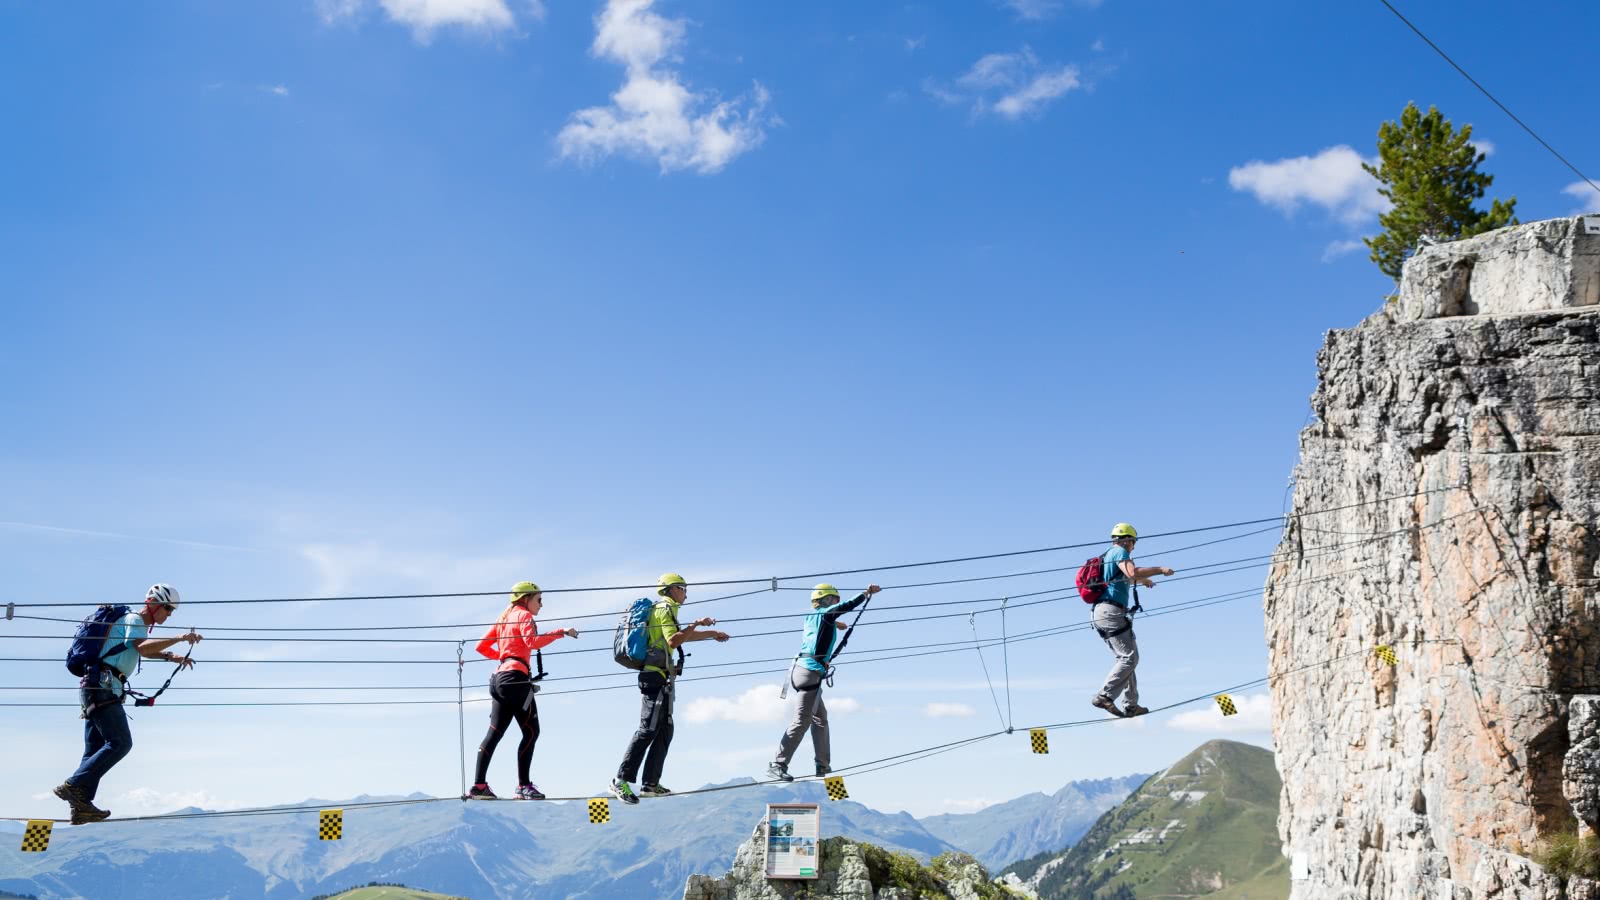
[319,809,343,841]
[1375,645,1398,666]
[824,776,848,802]
[1216,694,1238,717]
[1030,728,1049,754]
[587,798,610,825]
[20,820,52,853]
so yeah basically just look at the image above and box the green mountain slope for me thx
[1003,740,1288,900]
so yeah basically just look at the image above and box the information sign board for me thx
[763,803,821,879]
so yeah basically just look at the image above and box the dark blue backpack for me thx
[66,605,132,679]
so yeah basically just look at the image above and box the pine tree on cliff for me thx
[1363,102,1518,280]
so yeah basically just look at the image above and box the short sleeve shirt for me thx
[1101,545,1133,608]
[645,600,681,676]
[98,612,148,697]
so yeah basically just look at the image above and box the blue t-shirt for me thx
[1101,545,1133,608]
[97,612,148,697]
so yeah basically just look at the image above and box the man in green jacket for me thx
[610,573,728,804]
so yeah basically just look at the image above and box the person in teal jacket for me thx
[766,582,880,782]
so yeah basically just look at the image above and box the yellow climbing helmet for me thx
[510,581,541,602]
[1110,522,1138,539]
[657,572,687,595]
[811,583,841,603]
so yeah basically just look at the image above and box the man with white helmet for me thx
[610,573,728,804]
[54,584,202,824]
[765,582,881,783]
[1090,524,1173,718]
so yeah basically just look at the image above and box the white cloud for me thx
[1002,0,1061,20]
[1168,692,1273,733]
[318,0,536,41]
[1321,238,1367,262]
[905,35,926,52]
[930,47,1081,120]
[0,520,261,553]
[266,84,290,97]
[923,702,977,718]
[1563,180,1600,215]
[1228,145,1389,225]
[683,685,858,724]
[1471,138,1495,158]
[684,684,787,724]
[557,0,771,174]
[116,787,225,815]
[1091,38,1105,52]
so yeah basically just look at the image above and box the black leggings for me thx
[476,671,540,785]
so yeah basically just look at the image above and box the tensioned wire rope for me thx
[0,508,1471,689]
[0,511,1474,648]
[0,485,1464,610]
[0,638,1464,821]
[0,557,1408,705]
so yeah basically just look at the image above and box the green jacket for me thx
[645,599,682,677]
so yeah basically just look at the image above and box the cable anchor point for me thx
[771,577,778,592]
[4,602,12,621]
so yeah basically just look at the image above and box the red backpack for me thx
[1075,553,1109,604]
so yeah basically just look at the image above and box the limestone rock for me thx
[1268,216,1600,899]
[1567,697,1600,835]
[682,820,1005,900]
[1396,216,1600,322]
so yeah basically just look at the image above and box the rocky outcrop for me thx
[682,820,1010,900]
[1266,217,1600,899]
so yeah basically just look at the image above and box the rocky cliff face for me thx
[1266,216,1600,899]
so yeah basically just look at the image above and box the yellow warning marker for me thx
[824,776,848,802]
[1216,694,1238,717]
[1029,728,1049,754]
[318,809,343,841]
[20,820,52,853]
[587,798,610,825]
[1375,645,1398,666]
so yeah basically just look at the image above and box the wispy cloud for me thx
[1563,180,1600,215]
[923,702,977,718]
[317,0,537,42]
[557,0,772,174]
[264,84,290,97]
[0,520,263,553]
[298,540,529,596]
[1228,145,1388,225]
[1321,238,1367,263]
[1168,692,1273,733]
[927,47,1081,120]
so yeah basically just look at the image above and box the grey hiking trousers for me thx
[1092,602,1138,706]
[773,664,830,770]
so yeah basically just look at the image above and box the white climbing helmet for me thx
[146,584,181,609]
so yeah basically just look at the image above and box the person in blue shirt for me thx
[766,582,880,782]
[1090,524,1174,718]
[54,584,203,824]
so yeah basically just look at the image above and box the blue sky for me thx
[3,0,1598,824]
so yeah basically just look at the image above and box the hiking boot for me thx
[1124,703,1150,717]
[815,764,833,778]
[70,805,111,825]
[516,784,545,801]
[766,763,794,783]
[610,778,639,805]
[638,783,672,797]
[1091,695,1126,718]
[53,782,88,813]
[466,784,498,800]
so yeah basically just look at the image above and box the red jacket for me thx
[476,605,565,676]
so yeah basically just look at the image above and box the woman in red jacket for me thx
[469,581,578,800]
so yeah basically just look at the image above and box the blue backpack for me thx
[66,605,132,679]
[613,597,657,670]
